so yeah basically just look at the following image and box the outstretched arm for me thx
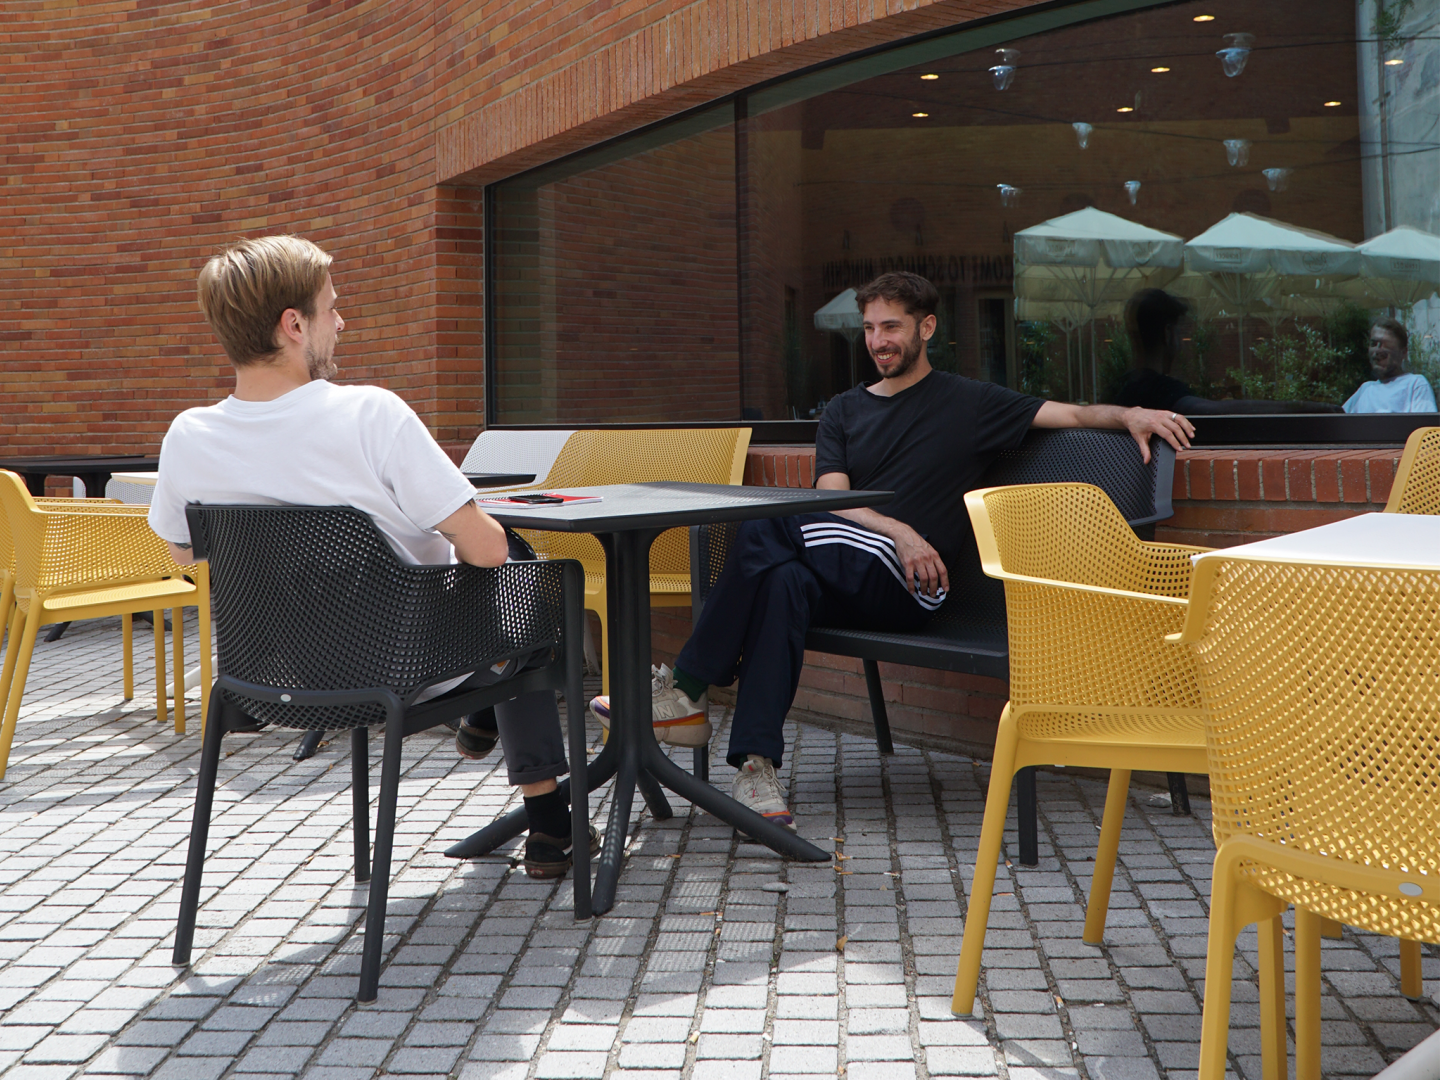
[1033,401,1194,463]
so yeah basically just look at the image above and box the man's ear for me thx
[919,313,938,341]
[276,307,305,348]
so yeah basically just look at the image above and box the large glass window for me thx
[488,0,1440,426]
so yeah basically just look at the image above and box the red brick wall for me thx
[653,443,1397,757]
[3,0,1042,462]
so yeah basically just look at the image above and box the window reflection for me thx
[488,0,1440,424]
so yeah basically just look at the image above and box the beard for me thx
[305,341,337,381]
[874,327,924,380]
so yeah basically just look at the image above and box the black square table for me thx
[445,480,893,914]
[464,472,536,488]
[0,455,158,498]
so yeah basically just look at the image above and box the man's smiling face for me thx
[862,297,935,381]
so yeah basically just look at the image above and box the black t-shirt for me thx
[1114,368,1190,411]
[814,371,1043,572]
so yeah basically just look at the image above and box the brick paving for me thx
[0,615,1435,1080]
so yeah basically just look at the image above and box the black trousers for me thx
[676,513,939,769]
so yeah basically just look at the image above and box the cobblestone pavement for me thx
[0,615,1435,1080]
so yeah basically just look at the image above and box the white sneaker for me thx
[732,755,795,830]
[588,664,711,747]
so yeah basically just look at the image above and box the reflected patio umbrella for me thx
[1332,226,1440,310]
[1173,213,1359,373]
[1013,207,1184,401]
[814,288,864,388]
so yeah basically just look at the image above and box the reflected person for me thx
[1342,317,1437,413]
[1114,288,1341,415]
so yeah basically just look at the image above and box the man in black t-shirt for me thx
[590,273,1194,832]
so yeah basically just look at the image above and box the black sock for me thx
[672,667,707,703]
[523,789,570,839]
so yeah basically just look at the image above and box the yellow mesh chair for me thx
[951,482,1210,1016]
[0,472,212,780]
[1178,553,1440,1080]
[1385,425,1440,514]
[513,428,750,693]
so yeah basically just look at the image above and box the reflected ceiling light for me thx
[1073,122,1093,149]
[1116,106,1134,113]
[1223,138,1251,166]
[989,48,1020,90]
[1385,57,1405,65]
[1151,66,1171,72]
[912,111,929,118]
[997,184,1022,207]
[921,73,940,80]
[1217,32,1255,77]
[1262,167,1292,192]
[1125,180,1142,205]
[1193,14,1215,21]
[1324,100,1342,106]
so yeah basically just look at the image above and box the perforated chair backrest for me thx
[971,482,1199,713]
[460,429,575,487]
[188,504,567,731]
[1385,426,1440,514]
[1185,554,1440,942]
[521,428,751,577]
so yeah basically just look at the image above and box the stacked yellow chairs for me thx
[511,428,750,692]
[0,471,211,780]
[1178,551,1440,1080]
[951,482,1210,1016]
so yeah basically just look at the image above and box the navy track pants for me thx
[676,512,941,769]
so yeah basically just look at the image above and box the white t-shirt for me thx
[149,380,484,701]
[148,380,478,564]
[1343,373,1438,414]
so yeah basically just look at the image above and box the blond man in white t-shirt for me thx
[148,235,593,879]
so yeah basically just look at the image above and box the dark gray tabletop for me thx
[465,472,537,488]
[480,481,892,532]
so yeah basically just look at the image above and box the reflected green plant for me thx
[1227,324,1358,404]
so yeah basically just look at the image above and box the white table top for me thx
[1203,512,1440,569]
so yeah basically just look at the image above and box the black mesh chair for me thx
[170,505,588,1003]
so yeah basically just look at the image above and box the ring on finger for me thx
[1170,412,1177,420]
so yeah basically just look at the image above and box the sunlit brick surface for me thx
[0,616,1434,1079]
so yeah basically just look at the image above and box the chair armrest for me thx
[21,506,193,591]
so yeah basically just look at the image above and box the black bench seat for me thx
[691,427,1186,866]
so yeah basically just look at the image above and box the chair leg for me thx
[0,609,41,782]
[1083,768,1132,944]
[122,613,134,700]
[196,568,212,734]
[1166,771,1191,815]
[1198,858,1244,1080]
[595,601,609,699]
[1257,915,1288,1080]
[171,606,185,734]
[693,745,708,782]
[173,691,227,965]
[358,713,406,1004]
[153,608,167,729]
[351,727,370,883]
[1400,938,1423,1000]
[1016,767,1039,866]
[563,569,592,920]
[1294,906,1323,1080]
[862,659,894,755]
[952,708,1020,1016]
[0,606,26,744]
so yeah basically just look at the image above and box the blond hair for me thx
[197,235,333,366]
